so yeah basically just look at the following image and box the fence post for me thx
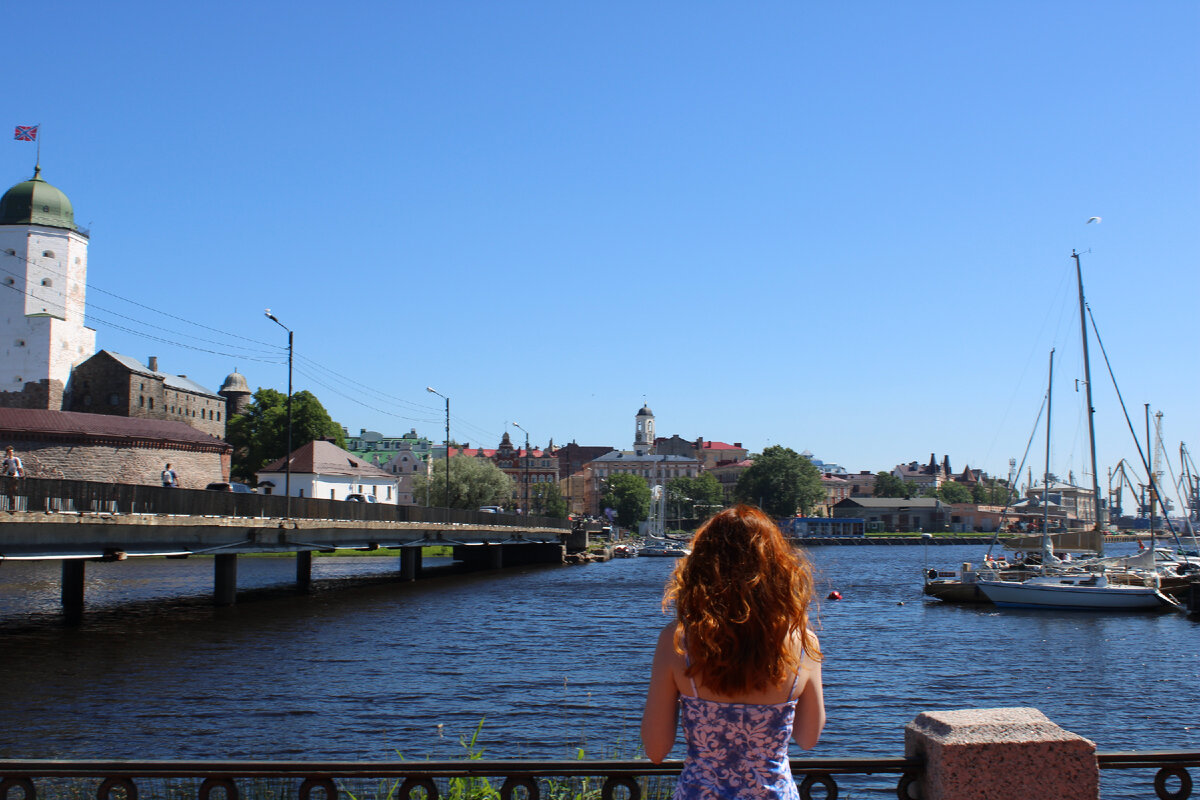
[905,707,1098,800]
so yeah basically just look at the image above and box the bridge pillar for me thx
[214,554,238,606]
[296,551,313,592]
[61,560,85,624]
[400,548,420,581]
[490,545,503,569]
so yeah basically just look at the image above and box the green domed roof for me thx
[0,167,78,231]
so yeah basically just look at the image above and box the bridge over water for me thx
[0,478,576,622]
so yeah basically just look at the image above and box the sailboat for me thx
[976,252,1179,611]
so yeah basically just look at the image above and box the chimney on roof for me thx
[734,443,742,448]
[148,356,159,372]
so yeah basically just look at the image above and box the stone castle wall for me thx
[12,440,229,488]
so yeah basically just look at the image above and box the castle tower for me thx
[0,168,96,407]
[634,403,655,453]
[219,369,252,420]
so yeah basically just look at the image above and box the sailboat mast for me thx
[1072,250,1104,555]
[1043,348,1054,560]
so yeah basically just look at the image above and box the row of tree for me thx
[872,471,1014,505]
[226,390,1011,528]
[600,446,826,528]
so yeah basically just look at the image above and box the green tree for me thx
[413,456,513,509]
[601,474,652,529]
[666,473,725,520]
[734,446,824,518]
[873,471,917,499]
[530,482,569,518]
[936,481,972,504]
[227,388,346,482]
[972,479,1012,505]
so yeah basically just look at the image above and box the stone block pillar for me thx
[905,707,1098,800]
[296,550,313,592]
[214,553,238,606]
[61,560,86,624]
[400,548,420,581]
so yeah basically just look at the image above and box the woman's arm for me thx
[640,622,681,763]
[792,634,825,750]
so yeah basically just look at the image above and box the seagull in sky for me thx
[1086,216,1102,224]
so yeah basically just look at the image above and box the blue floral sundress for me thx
[674,655,802,800]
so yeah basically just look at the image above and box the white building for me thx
[0,167,96,404]
[258,439,400,503]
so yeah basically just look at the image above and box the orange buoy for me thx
[827,590,842,600]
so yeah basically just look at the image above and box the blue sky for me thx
[4,2,1197,496]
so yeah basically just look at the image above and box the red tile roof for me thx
[260,439,392,477]
[701,441,743,450]
[0,407,230,451]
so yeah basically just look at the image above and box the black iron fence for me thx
[0,753,1195,800]
[0,477,569,530]
[0,757,921,800]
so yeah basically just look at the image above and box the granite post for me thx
[905,707,1098,800]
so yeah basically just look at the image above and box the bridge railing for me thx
[0,477,570,530]
[0,752,1195,800]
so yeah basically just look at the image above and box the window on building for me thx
[14,339,24,347]
[139,396,144,407]
[41,278,51,287]
[109,394,119,406]
[148,398,154,409]
[42,250,54,258]
[3,278,12,286]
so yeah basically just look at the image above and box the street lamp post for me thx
[426,387,450,509]
[512,422,530,516]
[264,309,293,519]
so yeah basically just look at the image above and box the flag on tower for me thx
[14,125,38,141]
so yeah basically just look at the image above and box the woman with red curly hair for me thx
[641,505,824,799]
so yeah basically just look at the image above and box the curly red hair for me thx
[664,504,820,695]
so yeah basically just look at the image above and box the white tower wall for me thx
[0,225,96,390]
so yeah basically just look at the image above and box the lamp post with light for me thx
[426,387,450,509]
[264,309,292,519]
[512,422,531,516]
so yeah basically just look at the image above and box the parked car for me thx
[205,482,256,493]
[478,505,505,513]
[345,493,378,503]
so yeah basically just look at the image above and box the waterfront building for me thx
[0,406,230,486]
[844,470,878,497]
[819,473,851,516]
[707,457,752,503]
[892,454,951,491]
[1018,478,1096,527]
[258,439,398,503]
[0,168,96,409]
[832,496,948,532]
[66,351,227,439]
[582,450,701,516]
[654,435,749,470]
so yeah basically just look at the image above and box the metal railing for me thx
[0,477,569,530]
[0,752,1195,799]
[0,757,921,800]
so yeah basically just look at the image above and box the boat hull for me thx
[978,579,1167,610]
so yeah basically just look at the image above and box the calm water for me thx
[1,543,1197,796]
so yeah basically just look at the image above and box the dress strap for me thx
[681,629,699,697]
[787,651,805,700]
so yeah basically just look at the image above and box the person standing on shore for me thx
[641,504,825,799]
